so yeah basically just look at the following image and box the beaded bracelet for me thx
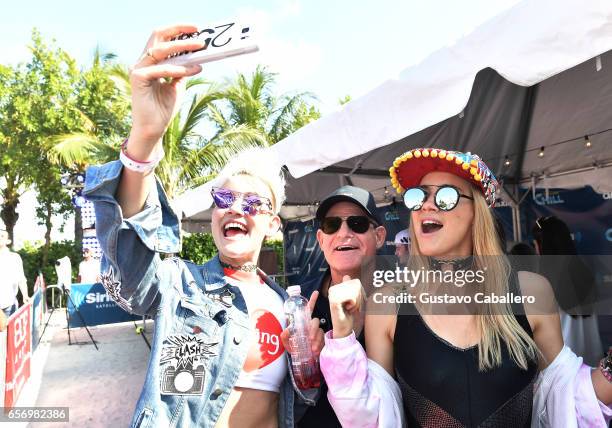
[600,348,612,383]
[119,139,164,173]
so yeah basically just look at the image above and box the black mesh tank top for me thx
[393,270,538,427]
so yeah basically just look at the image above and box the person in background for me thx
[532,215,603,366]
[296,185,386,427]
[77,247,101,283]
[0,228,30,317]
[393,228,410,266]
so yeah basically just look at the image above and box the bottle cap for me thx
[286,285,302,296]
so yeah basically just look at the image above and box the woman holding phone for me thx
[84,24,321,428]
[320,148,612,427]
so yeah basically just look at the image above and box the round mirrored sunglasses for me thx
[403,185,473,211]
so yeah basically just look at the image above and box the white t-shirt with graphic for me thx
[225,269,288,393]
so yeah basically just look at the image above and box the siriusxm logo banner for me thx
[85,292,114,305]
[534,192,565,206]
[68,283,139,328]
[603,192,612,201]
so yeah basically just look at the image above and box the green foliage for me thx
[0,29,82,245]
[263,238,285,284]
[17,240,80,293]
[48,48,131,171]
[338,94,352,105]
[2,32,317,274]
[179,233,218,265]
[179,233,285,282]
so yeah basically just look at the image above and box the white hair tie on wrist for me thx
[119,139,164,173]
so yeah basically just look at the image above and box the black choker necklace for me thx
[430,256,474,270]
[220,260,258,272]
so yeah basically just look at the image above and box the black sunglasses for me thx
[320,216,377,235]
[403,185,473,211]
[210,187,273,216]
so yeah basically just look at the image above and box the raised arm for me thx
[82,25,205,315]
[319,280,404,427]
[117,24,205,217]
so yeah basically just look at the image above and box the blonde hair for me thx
[408,189,540,371]
[214,147,286,214]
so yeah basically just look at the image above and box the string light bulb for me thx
[584,135,592,148]
[504,156,511,166]
[538,147,545,158]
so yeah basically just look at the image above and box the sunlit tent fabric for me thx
[176,0,612,231]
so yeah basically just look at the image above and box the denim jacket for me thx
[84,161,315,428]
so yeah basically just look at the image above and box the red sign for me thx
[5,303,32,408]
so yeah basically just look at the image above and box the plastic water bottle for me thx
[284,285,321,390]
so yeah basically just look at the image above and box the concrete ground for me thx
[15,310,152,427]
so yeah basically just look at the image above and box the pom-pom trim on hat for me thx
[388,148,499,207]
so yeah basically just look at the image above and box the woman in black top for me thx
[321,148,612,427]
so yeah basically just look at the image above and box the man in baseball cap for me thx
[315,185,382,225]
[297,185,386,428]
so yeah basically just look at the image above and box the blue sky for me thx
[3,0,521,111]
[2,0,521,245]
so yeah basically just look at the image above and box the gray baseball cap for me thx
[316,185,381,225]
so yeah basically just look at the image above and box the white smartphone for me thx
[161,20,258,67]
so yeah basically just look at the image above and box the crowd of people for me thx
[2,23,611,427]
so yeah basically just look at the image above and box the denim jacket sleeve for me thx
[83,160,181,316]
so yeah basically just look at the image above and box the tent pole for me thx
[512,203,522,243]
[513,183,522,243]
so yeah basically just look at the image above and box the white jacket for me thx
[320,333,611,428]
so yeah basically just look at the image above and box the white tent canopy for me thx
[177,0,612,232]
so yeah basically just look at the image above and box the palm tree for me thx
[154,78,268,198]
[209,65,320,146]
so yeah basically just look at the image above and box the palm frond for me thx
[178,85,225,143]
[176,128,267,189]
[206,103,230,129]
[108,64,131,100]
[47,133,105,167]
[208,124,269,148]
[76,109,97,134]
[186,77,210,90]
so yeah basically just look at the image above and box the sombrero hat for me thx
[388,148,499,207]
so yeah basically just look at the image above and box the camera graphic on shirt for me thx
[160,363,205,396]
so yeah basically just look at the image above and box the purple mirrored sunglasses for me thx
[210,187,273,215]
